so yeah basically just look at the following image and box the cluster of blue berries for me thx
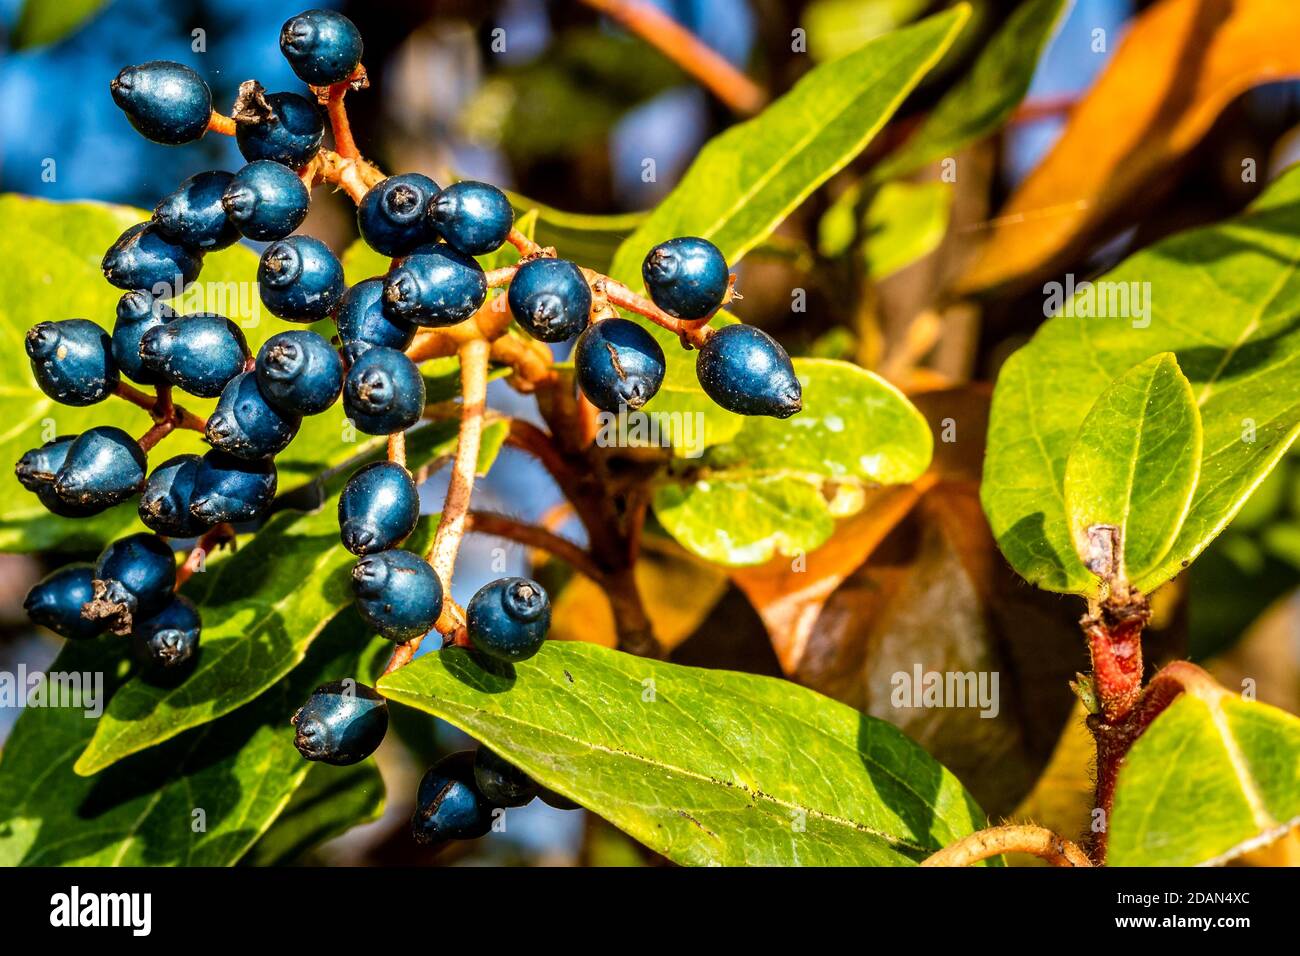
[19,8,803,844]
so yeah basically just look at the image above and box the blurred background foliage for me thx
[2,0,1299,866]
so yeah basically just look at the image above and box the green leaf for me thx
[0,195,359,552]
[652,359,932,565]
[0,613,385,866]
[603,7,969,448]
[863,181,952,279]
[802,0,932,64]
[378,641,989,866]
[873,0,1070,181]
[12,0,106,48]
[243,761,385,866]
[68,416,505,777]
[982,166,1300,594]
[1062,353,1202,589]
[1109,689,1300,866]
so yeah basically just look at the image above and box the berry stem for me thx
[387,430,407,469]
[922,825,1092,868]
[465,510,608,586]
[174,523,236,590]
[325,78,360,160]
[136,419,175,453]
[506,227,541,256]
[590,274,715,348]
[114,381,207,432]
[207,111,236,136]
[578,0,766,115]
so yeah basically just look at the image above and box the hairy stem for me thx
[922,825,1092,868]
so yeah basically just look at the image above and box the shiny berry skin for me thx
[695,324,802,419]
[207,371,301,460]
[411,751,495,845]
[139,313,248,398]
[102,222,203,295]
[153,170,239,251]
[235,89,324,168]
[507,258,591,343]
[341,346,426,435]
[26,319,118,406]
[474,747,539,808]
[16,437,107,518]
[91,533,177,629]
[132,595,201,670]
[190,450,278,525]
[222,160,311,241]
[642,237,729,320]
[110,61,212,145]
[382,244,486,327]
[427,181,514,257]
[574,318,666,411]
[280,10,364,86]
[466,577,551,663]
[24,564,102,641]
[334,278,414,354]
[258,236,346,321]
[139,454,210,537]
[53,426,147,510]
[112,291,176,385]
[256,330,343,416]
[358,174,440,257]
[351,549,443,643]
[292,680,389,766]
[338,461,419,555]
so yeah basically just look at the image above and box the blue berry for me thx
[642,237,729,320]
[427,181,514,257]
[358,174,440,257]
[53,426,147,510]
[411,751,495,844]
[292,680,388,766]
[190,450,278,525]
[110,61,212,145]
[132,595,201,670]
[695,324,802,418]
[351,549,443,642]
[474,747,538,807]
[338,461,419,555]
[102,222,203,295]
[234,84,324,168]
[112,291,176,386]
[24,564,102,641]
[139,313,248,398]
[86,532,177,633]
[382,244,486,327]
[466,577,551,663]
[280,10,364,86]
[153,170,239,251]
[258,236,346,321]
[256,330,343,416]
[16,438,106,518]
[574,318,666,411]
[26,319,118,406]
[334,278,415,354]
[341,346,425,435]
[507,258,591,342]
[222,160,311,241]
[207,371,302,460]
[140,454,210,537]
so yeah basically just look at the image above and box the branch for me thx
[466,511,607,585]
[579,0,765,115]
[922,825,1092,868]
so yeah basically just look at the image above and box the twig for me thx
[922,825,1092,868]
[466,510,607,586]
[579,0,765,115]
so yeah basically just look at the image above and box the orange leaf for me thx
[959,0,1300,293]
